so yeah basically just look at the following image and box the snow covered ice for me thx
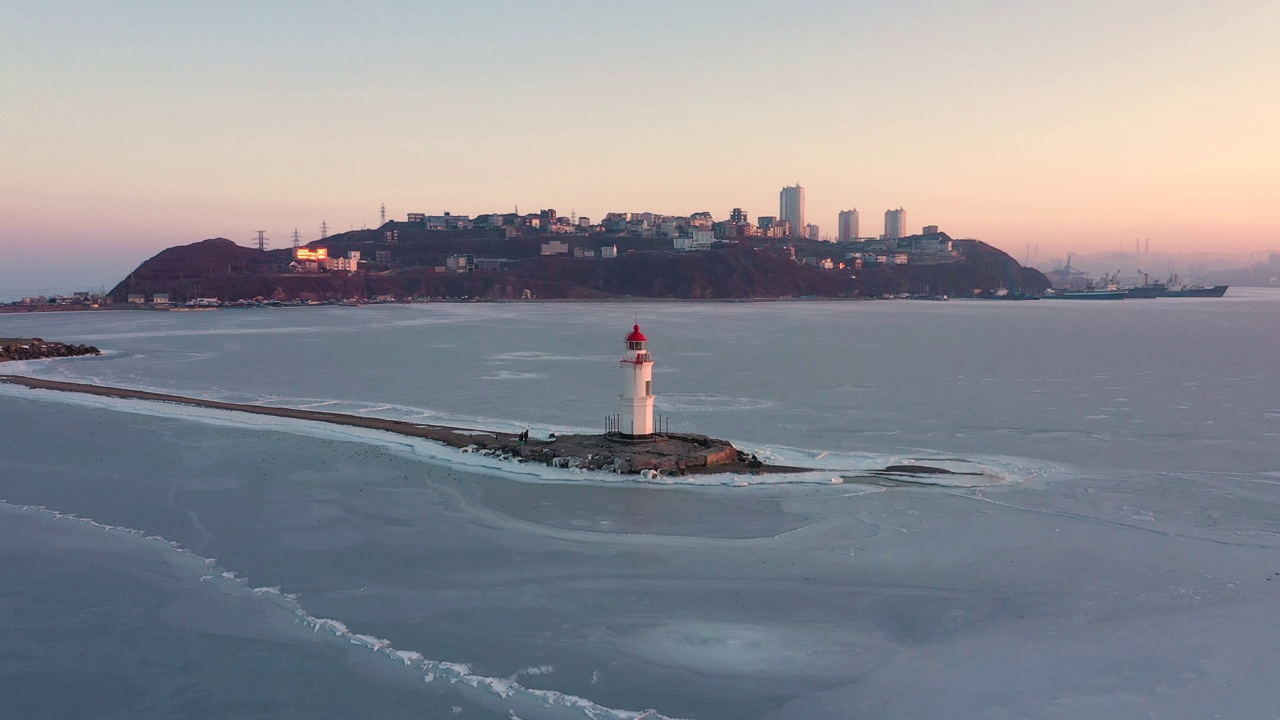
[2,292,1279,719]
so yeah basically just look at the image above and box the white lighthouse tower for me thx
[620,323,655,437]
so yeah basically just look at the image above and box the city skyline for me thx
[3,1,1279,295]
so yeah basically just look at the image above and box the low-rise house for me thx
[908,233,954,255]
[689,212,714,230]
[326,251,361,272]
[446,254,475,272]
[674,235,714,251]
[424,213,472,230]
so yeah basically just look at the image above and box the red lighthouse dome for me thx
[625,324,647,343]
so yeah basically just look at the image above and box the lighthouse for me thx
[620,323,655,437]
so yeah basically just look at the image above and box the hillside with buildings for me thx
[107,217,1047,304]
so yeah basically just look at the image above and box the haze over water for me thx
[3,294,1280,718]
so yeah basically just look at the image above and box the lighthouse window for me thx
[645,380,651,396]
[628,341,643,351]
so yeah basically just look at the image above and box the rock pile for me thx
[0,338,102,363]
[468,432,767,476]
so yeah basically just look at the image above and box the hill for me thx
[109,234,1048,302]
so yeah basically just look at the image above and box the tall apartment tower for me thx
[779,184,805,239]
[838,209,860,242]
[884,207,907,240]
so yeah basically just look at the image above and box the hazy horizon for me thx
[3,1,1278,296]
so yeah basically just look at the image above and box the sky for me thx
[2,0,1278,297]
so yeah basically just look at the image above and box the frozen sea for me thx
[2,292,1279,719]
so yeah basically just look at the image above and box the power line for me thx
[0,20,176,223]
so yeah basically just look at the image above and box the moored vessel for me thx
[1159,275,1228,297]
[1045,272,1127,300]
[1043,288,1128,300]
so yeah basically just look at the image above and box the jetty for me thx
[1,326,976,479]
[0,375,795,476]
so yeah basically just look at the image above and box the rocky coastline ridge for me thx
[1,338,102,363]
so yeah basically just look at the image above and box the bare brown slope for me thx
[109,238,287,299]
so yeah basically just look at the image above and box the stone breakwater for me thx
[466,432,762,475]
[0,376,793,477]
[0,338,102,363]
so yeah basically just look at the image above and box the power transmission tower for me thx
[380,203,386,225]
[320,220,329,239]
[254,231,268,252]
[292,228,301,250]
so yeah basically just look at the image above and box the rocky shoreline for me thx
[0,338,102,363]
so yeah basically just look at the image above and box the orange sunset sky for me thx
[2,1,1278,295]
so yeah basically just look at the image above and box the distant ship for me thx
[1045,272,1127,300]
[1043,288,1128,300]
[1124,272,1167,298]
[1125,272,1228,298]
[1160,274,1229,297]
[970,288,1039,300]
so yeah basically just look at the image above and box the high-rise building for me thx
[805,224,820,241]
[884,207,906,240]
[837,209,860,242]
[780,184,805,239]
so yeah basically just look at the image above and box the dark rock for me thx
[0,340,101,363]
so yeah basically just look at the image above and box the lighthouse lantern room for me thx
[620,324,655,437]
